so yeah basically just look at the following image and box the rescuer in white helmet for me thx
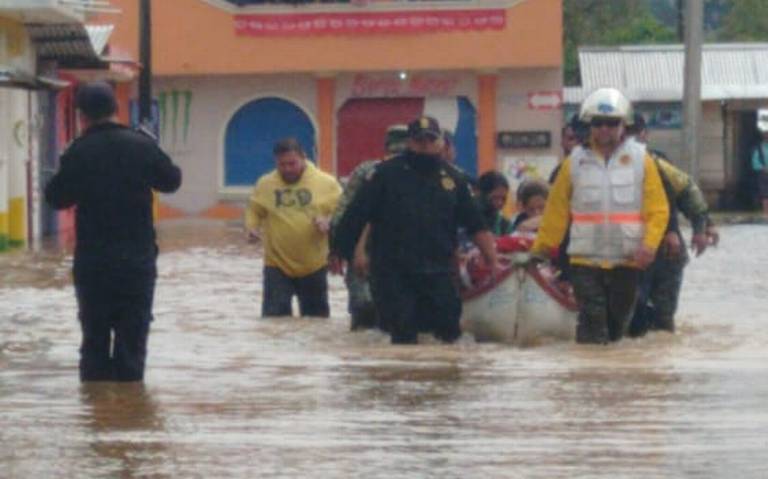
[530,87,670,345]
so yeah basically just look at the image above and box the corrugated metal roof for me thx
[26,23,113,64]
[574,43,768,102]
[27,23,93,59]
[563,86,584,104]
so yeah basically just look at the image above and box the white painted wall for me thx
[496,67,563,189]
[648,102,725,190]
[8,89,27,244]
[155,74,318,213]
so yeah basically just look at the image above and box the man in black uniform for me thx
[45,81,182,382]
[333,116,498,344]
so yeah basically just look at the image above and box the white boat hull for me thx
[461,266,578,345]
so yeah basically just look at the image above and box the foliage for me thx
[563,0,676,85]
[718,0,768,41]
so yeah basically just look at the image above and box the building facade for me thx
[0,1,127,251]
[102,0,564,217]
[567,44,768,209]
[0,2,85,251]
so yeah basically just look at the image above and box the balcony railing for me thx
[0,0,117,23]
[58,0,119,15]
[207,0,515,13]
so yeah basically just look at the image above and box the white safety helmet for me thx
[579,87,633,124]
[757,109,768,133]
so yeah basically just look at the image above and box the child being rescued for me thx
[459,174,573,312]
[510,179,549,234]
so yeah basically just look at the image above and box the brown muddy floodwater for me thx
[1,219,766,478]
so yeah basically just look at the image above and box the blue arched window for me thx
[454,96,478,177]
[224,97,316,187]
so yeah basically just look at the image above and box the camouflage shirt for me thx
[331,159,383,238]
[653,153,710,234]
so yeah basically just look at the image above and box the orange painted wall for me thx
[477,74,498,175]
[100,0,561,76]
[315,77,335,173]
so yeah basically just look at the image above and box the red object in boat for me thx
[495,235,533,253]
[459,235,578,311]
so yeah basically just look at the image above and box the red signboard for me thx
[351,73,460,97]
[234,9,506,36]
[527,91,562,110]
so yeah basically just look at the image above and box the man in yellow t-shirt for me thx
[245,138,342,317]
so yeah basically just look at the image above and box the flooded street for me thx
[1,220,766,478]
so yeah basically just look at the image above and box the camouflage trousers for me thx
[628,253,686,337]
[570,265,641,344]
[345,269,378,330]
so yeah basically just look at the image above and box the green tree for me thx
[718,0,768,41]
[564,0,676,85]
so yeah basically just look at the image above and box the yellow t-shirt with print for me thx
[246,162,342,277]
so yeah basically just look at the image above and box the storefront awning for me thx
[61,60,138,82]
[0,66,70,90]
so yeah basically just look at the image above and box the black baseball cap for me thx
[407,116,441,140]
[76,81,117,120]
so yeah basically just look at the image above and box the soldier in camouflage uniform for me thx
[627,114,719,336]
[330,125,408,330]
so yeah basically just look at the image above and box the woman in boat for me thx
[476,171,514,236]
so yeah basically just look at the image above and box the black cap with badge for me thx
[407,116,441,140]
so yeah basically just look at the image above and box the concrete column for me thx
[478,73,498,174]
[681,0,703,179]
[27,90,41,245]
[0,90,9,251]
[315,75,336,174]
[8,90,28,248]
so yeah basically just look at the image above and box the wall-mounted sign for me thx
[497,131,551,149]
[500,155,559,213]
[234,10,506,36]
[528,91,562,110]
[351,73,460,97]
[635,102,683,129]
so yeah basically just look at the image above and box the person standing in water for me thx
[45,81,182,381]
[246,138,342,318]
[333,116,499,344]
[531,88,669,345]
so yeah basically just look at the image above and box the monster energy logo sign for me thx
[158,90,192,145]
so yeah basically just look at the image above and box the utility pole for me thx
[681,0,703,179]
[138,0,152,128]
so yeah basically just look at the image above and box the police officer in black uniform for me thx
[333,116,498,344]
[45,81,182,381]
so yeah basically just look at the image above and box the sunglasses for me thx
[590,118,621,128]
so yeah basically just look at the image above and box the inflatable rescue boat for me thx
[459,235,579,345]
